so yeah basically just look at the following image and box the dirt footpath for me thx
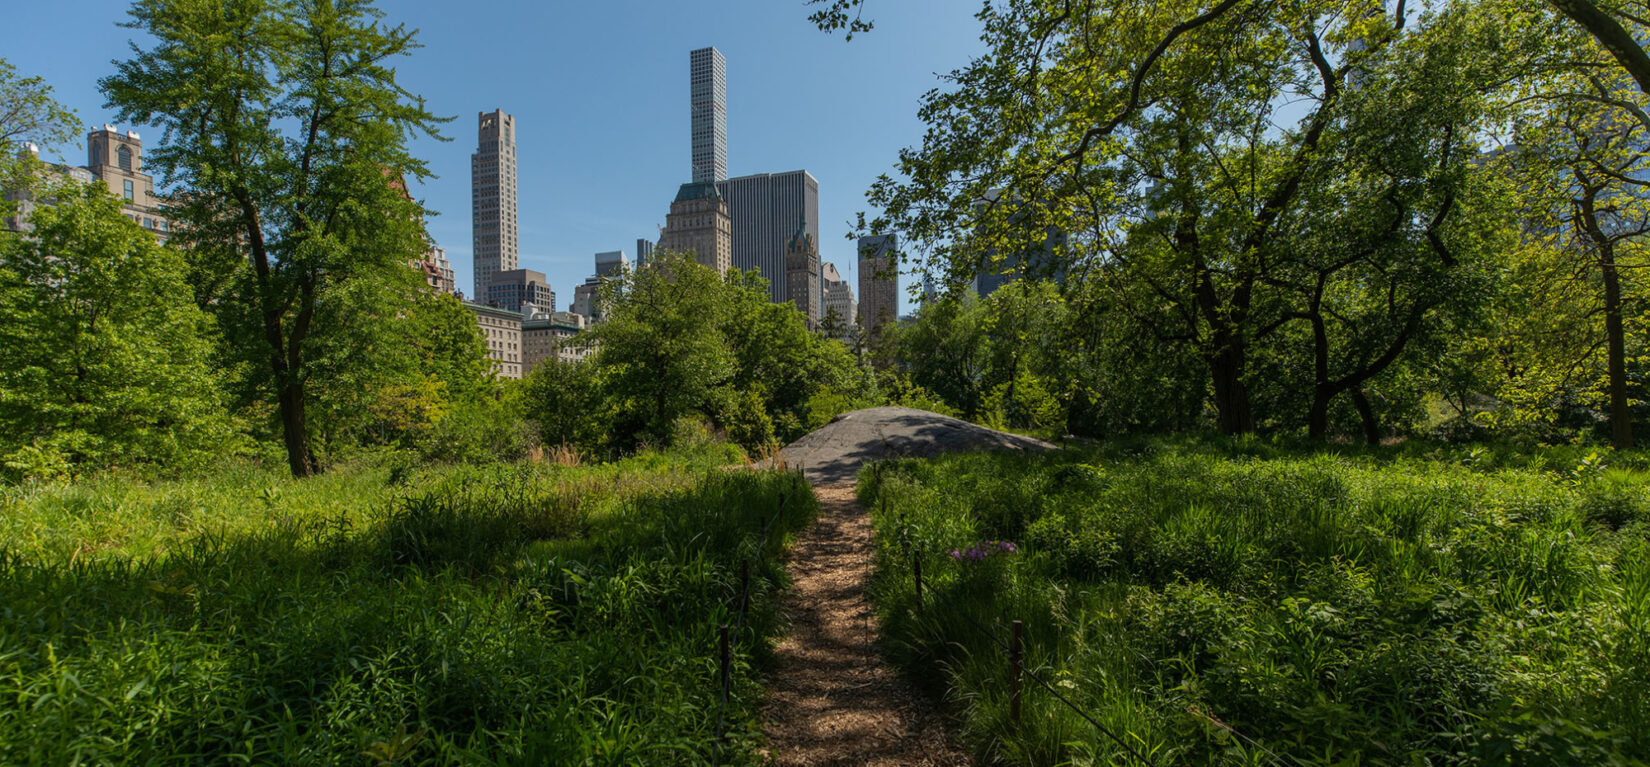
[760,407,1051,765]
[759,485,971,767]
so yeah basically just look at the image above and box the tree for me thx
[592,253,734,445]
[1492,28,1650,448]
[102,0,445,477]
[859,0,1513,438]
[892,292,992,418]
[0,183,235,478]
[819,304,849,344]
[522,357,605,453]
[720,269,869,441]
[0,58,80,195]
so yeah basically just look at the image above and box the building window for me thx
[123,180,134,201]
[117,145,133,172]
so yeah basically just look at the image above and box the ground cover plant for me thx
[862,439,1650,765]
[0,443,813,764]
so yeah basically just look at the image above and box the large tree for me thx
[861,0,1506,436]
[1491,21,1650,448]
[102,0,445,477]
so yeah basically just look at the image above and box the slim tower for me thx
[471,110,518,297]
[690,47,727,183]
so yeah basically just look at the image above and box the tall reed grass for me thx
[0,443,812,764]
[863,438,1650,765]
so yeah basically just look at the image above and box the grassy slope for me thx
[0,445,813,765]
[862,438,1650,766]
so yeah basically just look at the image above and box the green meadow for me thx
[863,440,1650,765]
[0,444,812,765]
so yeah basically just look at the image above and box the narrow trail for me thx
[759,484,972,767]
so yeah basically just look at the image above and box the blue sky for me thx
[2,0,986,315]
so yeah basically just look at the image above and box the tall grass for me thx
[0,443,813,764]
[863,438,1650,765]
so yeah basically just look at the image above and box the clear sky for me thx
[1,0,987,316]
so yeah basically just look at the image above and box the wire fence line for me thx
[708,468,805,766]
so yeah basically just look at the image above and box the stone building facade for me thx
[658,181,732,275]
[85,125,170,239]
[857,234,899,339]
[416,245,456,294]
[785,224,821,330]
[486,268,554,313]
[465,301,522,380]
[522,311,592,372]
[821,261,858,342]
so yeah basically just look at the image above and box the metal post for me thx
[913,552,923,603]
[1010,619,1024,725]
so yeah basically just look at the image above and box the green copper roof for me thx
[673,181,723,203]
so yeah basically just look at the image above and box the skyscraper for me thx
[595,250,630,278]
[785,223,822,330]
[716,171,819,303]
[690,47,727,184]
[471,110,518,297]
[858,234,899,339]
[659,181,733,275]
[822,261,858,343]
[635,239,654,267]
[486,268,555,313]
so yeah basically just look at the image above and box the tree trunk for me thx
[278,377,314,477]
[1601,238,1634,449]
[1308,387,1332,439]
[1308,306,1331,439]
[1209,337,1255,435]
[1580,183,1635,449]
[1351,388,1381,446]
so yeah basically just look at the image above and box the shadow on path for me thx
[760,485,972,766]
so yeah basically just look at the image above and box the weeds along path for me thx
[760,483,972,767]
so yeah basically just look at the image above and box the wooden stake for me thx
[1010,619,1023,725]
[719,624,731,701]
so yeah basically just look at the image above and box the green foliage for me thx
[592,254,736,445]
[412,388,530,465]
[0,446,813,764]
[863,440,1650,765]
[103,0,449,476]
[558,253,873,453]
[522,357,607,453]
[0,56,81,211]
[0,184,239,480]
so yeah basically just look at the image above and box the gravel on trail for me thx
[759,407,1053,765]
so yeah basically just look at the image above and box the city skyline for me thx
[0,0,987,318]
